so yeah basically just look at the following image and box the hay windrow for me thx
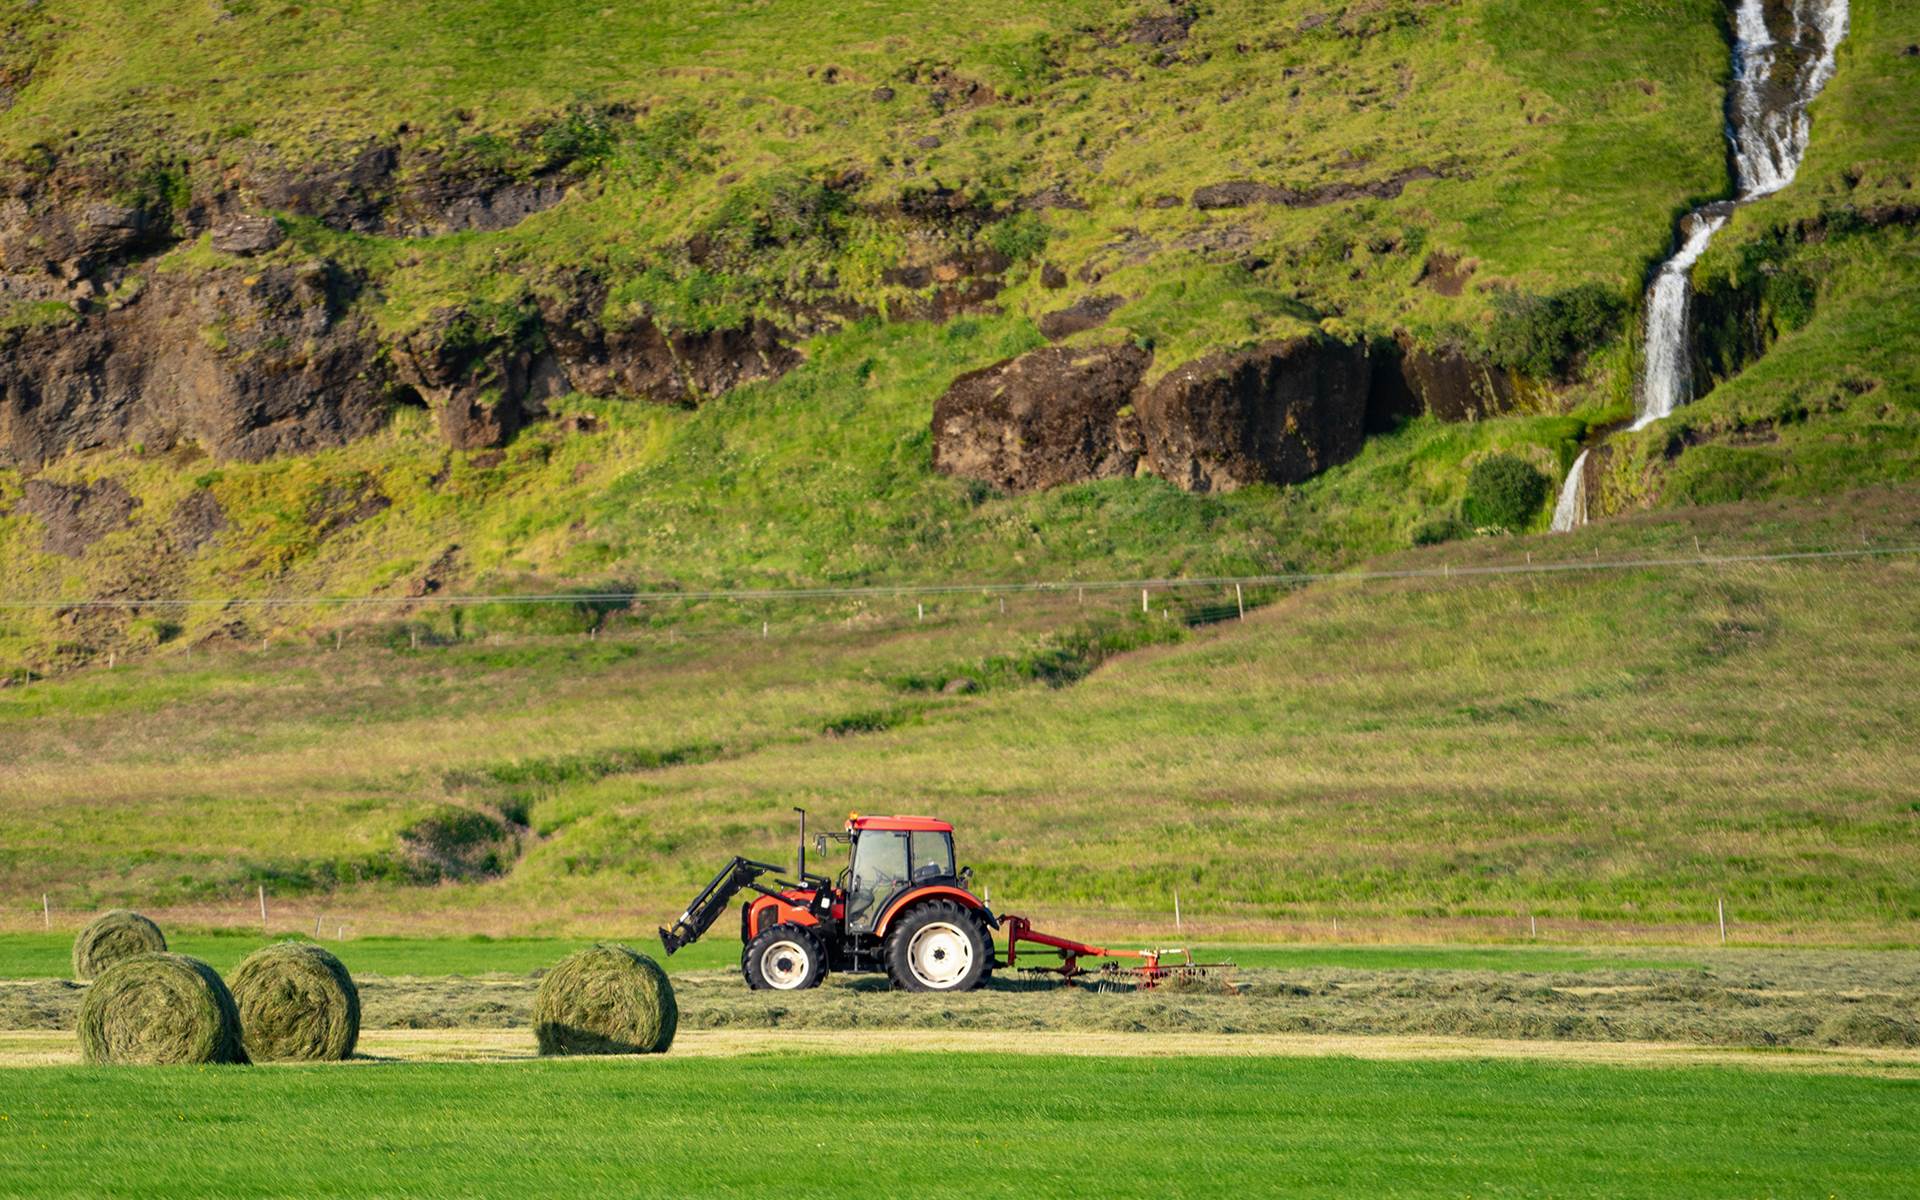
[533,943,677,1056]
[70,910,166,982]
[76,953,249,1065]
[229,942,361,1062]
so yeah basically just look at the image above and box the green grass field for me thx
[8,487,1916,940]
[1,1054,1916,1198]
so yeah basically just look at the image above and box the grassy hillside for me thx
[2,2,1915,673]
[6,488,1916,940]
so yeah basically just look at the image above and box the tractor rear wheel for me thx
[743,924,826,991]
[885,901,989,993]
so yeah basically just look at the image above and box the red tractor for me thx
[659,809,1224,992]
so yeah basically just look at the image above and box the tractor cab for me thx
[840,815,959,934]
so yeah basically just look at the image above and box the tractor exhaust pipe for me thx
[794,806,807,880]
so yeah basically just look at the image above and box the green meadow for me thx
[1,1054,1917,1199]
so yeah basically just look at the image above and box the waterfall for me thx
[1550,0,1849,532]
[1549,450,1589,534]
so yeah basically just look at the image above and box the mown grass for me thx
[1,1054,1917,1198]
[0,933,1679,981]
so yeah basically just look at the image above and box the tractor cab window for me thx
[846,830,910,934]
[909,832,955,884]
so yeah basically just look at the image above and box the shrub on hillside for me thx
[1411,514,1467,547]
[1462,454,1551,531]
[1488,283,1627,379]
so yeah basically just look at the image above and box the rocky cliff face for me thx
[0,261,393,465]
[932,345,1152,492]
[934,335,1398,496]
[0,140,1013,469]
[0,120,1545,483]
[1140,340,1374,492]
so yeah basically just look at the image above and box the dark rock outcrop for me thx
[1139,338,1372,492]
[1191,167,1442,211]
[931,345,1152,492]
[0,262,396,468]
[209,215,285,256]
[1038,294,1123,340]
[1392,341,1524,422]
[17,477,139,556]
[168,489,229,553]
[538,273,803,409]
[390,303,546,450]
[934,337,1387,495]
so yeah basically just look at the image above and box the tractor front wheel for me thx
[743,924,826,991]
[885,901,989,993]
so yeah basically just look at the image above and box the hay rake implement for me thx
[999,915,1234,990]
[659,808,1234,993]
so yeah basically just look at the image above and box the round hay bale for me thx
[77,953,249,1065]
[229,942,360,1062]
[71,910,167,982]
[534,943,677,1056]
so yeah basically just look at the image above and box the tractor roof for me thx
[848,815,953,833]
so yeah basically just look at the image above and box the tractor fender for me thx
[873,886,993,939]
[744,892,824,941]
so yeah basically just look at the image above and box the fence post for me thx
[1235,583,1245,622]
[258,885,268,933]
[1717,897,1727,945]
[1530,914,1537,939]
[1141,588,1149,614]
[762,621,769,639]
[43,894,51,930]
[917,602,924,622]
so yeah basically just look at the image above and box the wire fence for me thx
[3,538,1914,679]
[7,894,1770,949]
[3,541,1914,611]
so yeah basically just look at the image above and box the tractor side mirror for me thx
[959,866,974,889]
[814,834,829,855]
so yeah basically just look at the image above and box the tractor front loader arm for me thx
[659,856,785,955]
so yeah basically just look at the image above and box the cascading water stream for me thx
[1550,0,1849,532]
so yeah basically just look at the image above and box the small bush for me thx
[1411,515,1467,547]
[1487,283,1627,379]
[538,101,620,168]
[1462,455,1551,530]
[983,211,1051,263]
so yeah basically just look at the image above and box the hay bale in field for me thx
[71,910,167,981]
[534,943,677,1056]
[229,942,361,1062]
[77,953,249,1065]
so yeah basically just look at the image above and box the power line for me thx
[0,544,1913,611]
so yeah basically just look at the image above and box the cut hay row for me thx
[534,944,677,1056]
[229,942,360,1062]
[77,953,248,1065]
[70,910,166,982]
